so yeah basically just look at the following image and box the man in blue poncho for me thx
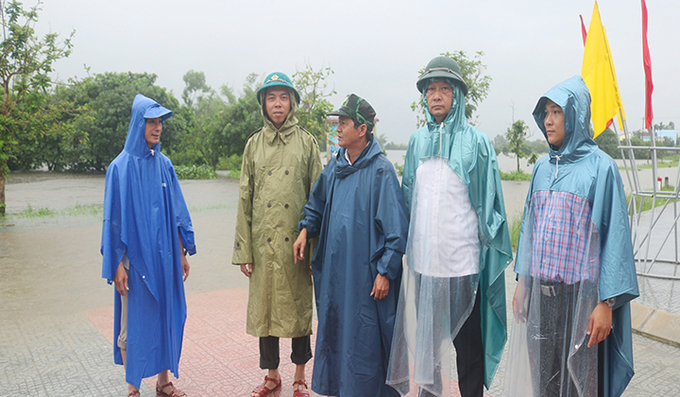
[387,56,513,397]
[101,94,196,397]
[293,94,409,396]
[504,76,639,397]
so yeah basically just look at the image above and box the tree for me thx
[181,69,211,108]
[505,119,529,172]
[293,64,335,146]
[0,0,74,214]
[63,72,186,171]
[411,51,492,127]
[594,128,621,159]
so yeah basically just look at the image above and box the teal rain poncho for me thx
[387,80,513,396]
[503,76,639,397]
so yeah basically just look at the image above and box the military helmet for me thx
[416,56,468,96]
[257,72,301,104]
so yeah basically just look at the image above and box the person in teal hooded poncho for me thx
[387,56,513,397]
[101,94,195,397]
[503,76,639,397]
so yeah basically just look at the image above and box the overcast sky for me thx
[37,0,679,144]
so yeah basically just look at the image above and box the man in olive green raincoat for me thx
[232,72,322,397]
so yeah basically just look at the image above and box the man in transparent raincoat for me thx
[387,56,513,397]
[503,76,639,397]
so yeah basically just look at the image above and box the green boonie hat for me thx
[257,72,301,104]
[416,55,469,96]
[328,93,376,130]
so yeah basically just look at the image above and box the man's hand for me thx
[240,263,253,277]
[293,228,308,263]
[181,254,190,281]
[587,301,613,348]
[370,274,390,300]
[114,261,128,296]
[512,280,528,323]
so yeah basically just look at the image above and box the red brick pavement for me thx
[87,288,472,397]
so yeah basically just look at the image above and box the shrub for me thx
[174,165,217,180]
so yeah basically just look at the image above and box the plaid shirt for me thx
[530,190,600,284]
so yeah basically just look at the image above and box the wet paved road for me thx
[1,172,679,396]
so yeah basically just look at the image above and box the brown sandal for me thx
[251,375,282,397]
[156,381,186,397]
[293,379,310,397]
[127,391,140,397]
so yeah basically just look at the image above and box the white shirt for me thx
[409,157,480,277]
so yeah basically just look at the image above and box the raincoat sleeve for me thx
[298,164,330,239]
[466,132,513,386]
[101,164,127,283]
[401,133,418,213]
[374,164,409,280]
[168,163,196,255]
[232,142,255,264]
[594,159,638,305]
[307,138,323,193]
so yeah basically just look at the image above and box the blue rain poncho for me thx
[387,80,513,396]
[298,138,409,397]
[100,94,196,388]
[503,76,638,397]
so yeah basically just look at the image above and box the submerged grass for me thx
[11,203,103,218]
[499,170,532,181]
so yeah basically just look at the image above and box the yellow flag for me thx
[581,1,626,138]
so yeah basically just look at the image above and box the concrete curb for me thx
[631,301,680,348]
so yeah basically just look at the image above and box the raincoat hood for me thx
[124,94,172,158]
[423,78,467,134]
[259,88,300,134]
[335,138,383,179]
[533,75,598,163]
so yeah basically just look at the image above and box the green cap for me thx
[257,72,300,104]
[328,93,376,130]
[416,56,468,96]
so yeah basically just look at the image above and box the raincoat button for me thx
[267,238,271,243]
[285,170,289,175]
[267,203,272,208]
[285,204,289,209]
[236,242,240,247]
[268,171,272,176]
[285,237,289,242]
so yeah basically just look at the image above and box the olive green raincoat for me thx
[232,96,322,338]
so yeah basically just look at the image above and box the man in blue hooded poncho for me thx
[503,76,639,397]
[101,94,196,397]
[293,94,409,396]
[387,56,513,397]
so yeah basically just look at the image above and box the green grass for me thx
[14,204,58,218]
[499,170,532,181]
[628,185,678,214]
[509,216,522,251]
[10,203,103,218]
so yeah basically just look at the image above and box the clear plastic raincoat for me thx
[101,94,196,388]
[503,76,639,397]
[387,80,513,396]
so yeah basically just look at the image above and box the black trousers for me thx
[452,288,484,397]
[529,281,603,397]
[417,277,485,397]
[259,335,312,370]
